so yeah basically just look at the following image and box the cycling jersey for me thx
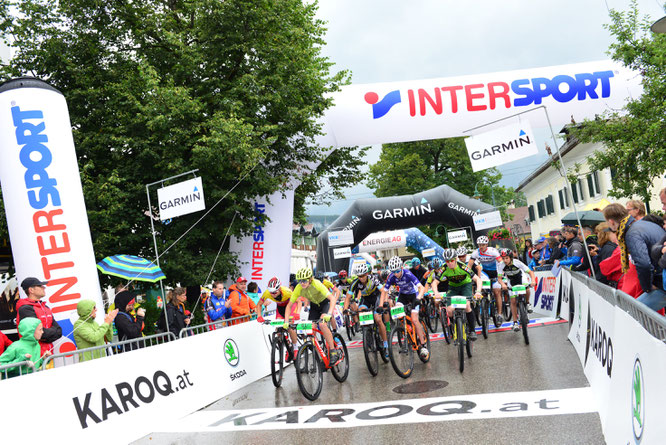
[322,279,336,291]
[427,269,447,293]
[335,278,352,294]
[497,259,532,286]
[471,247,501,278]
[259,286,292,306]
[290,279,331,305]
[350,275,381,298]
[436,265,473,287]
[384,269,422,295]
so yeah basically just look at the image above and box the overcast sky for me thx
[305,0,665,215]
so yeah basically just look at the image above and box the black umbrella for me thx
[561,210,605,227]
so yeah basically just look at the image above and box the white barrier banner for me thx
[533,271,559,318]
[0,321,271,444]
[229,189,294,292]
[559,270,572,322]
[157,177,205,220]
[464,122,538,172]
[567,274,589,365]
[357,230,406,253]
[0,81,103,352]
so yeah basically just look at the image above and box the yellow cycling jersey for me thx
[290,279,331,305]
[322,279,335,290]
[260,286,292,306]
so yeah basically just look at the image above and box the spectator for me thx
[534,237,548,264]
[528,249,541,270]
[555,227,584,268]
[626,200,646,221]
[205,281,232,325]
[641,213,662,227]
[595,223,618,262]
[522,239,533,264]
[579,226,598,246]
[16,277,62,357]
[0,318,47,377]
[72,300,118,362]
[228,277,256,324]
[114,291,145,350]
[246,281,261,305]
[0,330,12,355]
[603,203,666,311]
[409,258,427,285]
[166,287,191,337]
[542,237,564,265]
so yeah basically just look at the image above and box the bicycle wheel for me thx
[418,320,431,363]
[295,341,323,401]
[491,298,501,328]
[439,307,450,344]
[376,328,389,363]
[345,314,353,342]
[331,333,350,382]
[388,326,413,378]
[465,323,473,358]
[473,300,481,325]
[480,298,489,340]
[270,333,284,388]
[456,316,465,373]
[428,301,439,333]
[362,326,379,376]
[519,300,530,345]
[503,293,511,322]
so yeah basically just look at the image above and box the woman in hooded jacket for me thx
[73,300,118,361]
[166,287,190,338]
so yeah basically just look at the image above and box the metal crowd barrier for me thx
[179,314,254,338]
[41,331,177,370]
[0,360,35,379]
[568,270,666,342]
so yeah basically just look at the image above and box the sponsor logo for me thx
[470,130,531,161]
[224,339,240,367]
[367,70,615,120]
[585,312,613,377]
[343,215,361,231]
[373,202,435,220]
[159,186,202,210]
[448,202,479,217]
[365,90,402,119]
[632,356,645,443]
[72,369,194,429]
[251,202,266,280]
[534,275,556,312]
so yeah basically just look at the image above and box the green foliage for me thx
[0,0,364,284]
[571,1,666,202]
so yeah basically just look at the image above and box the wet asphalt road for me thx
[136,322,605,445]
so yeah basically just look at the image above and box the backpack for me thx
[156,308,168,332]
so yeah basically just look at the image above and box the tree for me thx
[571,1,666,204]
[0,0,366,284]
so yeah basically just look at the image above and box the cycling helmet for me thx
[353,262,371,276]
[267,277,281,293]
[499,248,513,259]
[476,235,489,245]
[456,246,468,257]
[412,258,421,266]
[426,261,433,270]
[432,258,443,269]
[388,256,403,272]
[442,248,457,261]
[295,267,313,281]
[338,270,348,279]
[315,272,326,282]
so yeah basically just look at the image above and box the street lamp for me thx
[652,15,666,33]
[473,179,496,206]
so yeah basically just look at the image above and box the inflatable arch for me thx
[316,184,493,272]
[352,227,448,260]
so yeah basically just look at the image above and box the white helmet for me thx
[388,256,403,272]
[476,235,489,245]
[353,262,371,276]
[456,246,468,257]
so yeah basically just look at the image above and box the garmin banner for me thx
[464,122,538,172]
[318,185,493,272]
[0,79,103,353]
[157,177,205,220]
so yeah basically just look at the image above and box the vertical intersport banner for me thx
[228,189,294,292]
[0,79,103,353]
[532,270,559,319]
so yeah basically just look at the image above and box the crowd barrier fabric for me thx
[532,270,560,319]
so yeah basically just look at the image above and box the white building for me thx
[0,40,9,64]
[516,126,664,240]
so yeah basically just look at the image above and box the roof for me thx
[503,206,530,235]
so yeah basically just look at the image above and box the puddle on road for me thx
[392,380,448,394]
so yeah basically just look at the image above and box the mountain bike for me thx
[420,291,439,333]
[446,295,473,373]
[294,319,349,401]
[508,284,531,345]
[482,279,501,329]
[359,307,389,376]
[343,307,359,342]
[262,319,299,388]
[436,292,452,344]
[387,303,431,379]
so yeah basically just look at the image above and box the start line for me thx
[155,387,597,432]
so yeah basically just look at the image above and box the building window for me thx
[571,179,585,204]
[546,195,555,215]
[537,200,545,218]
[587,172,600,197]
[528,205,535,222]
[558,187,570,210]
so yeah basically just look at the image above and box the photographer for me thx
[166,287,191,338]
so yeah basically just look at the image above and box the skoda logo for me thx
[632,356,645,443]
[224,339,240,367]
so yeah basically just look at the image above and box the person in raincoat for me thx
[73,300,118,362]
[0,318,47,378]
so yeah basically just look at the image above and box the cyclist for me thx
[380,256,429,360]
[284,267,340,362]
[433,248,483,340]
[468,235,504,323]
[497,249,536,331]
[379,269,390,284]
[256,277,300,358]
[346,262,389,358]
[410,257,427,285]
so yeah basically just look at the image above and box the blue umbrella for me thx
[96,254,166,283]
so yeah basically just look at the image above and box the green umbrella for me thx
[561,210,605,227]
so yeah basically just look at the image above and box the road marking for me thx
[156,387,597,432]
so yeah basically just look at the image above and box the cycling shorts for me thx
[275,303,299,319]
[506,274,529,288]
[447,282,474,298]
[358,291,382,312]
[308,299,331,321]
[398,293,420,312]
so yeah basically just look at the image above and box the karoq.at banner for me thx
[228,190,294,292]
[532,270,559,318]
[0,79,103,353]
[464,122,538,172]
[157,177,205,220]
[356,229,406,253]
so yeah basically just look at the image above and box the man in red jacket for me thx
[228,277,256,324]
[15,277,62,357]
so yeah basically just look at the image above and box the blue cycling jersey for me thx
[471,247,501,271]
[384,269,422,295]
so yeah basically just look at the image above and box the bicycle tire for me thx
[491,298,501,328]
[362,326,379,376]
[295,342,322,401]
[345,314,353,342]
[519,300,530,345]
[270,333,284,388]
[473,301,481,325]
[456,316,465,373]
[429,300,439,333]
[439,307,451,344]
[481,298,489,340]
[388,326,413,378]
[331,333,350,382]
[466,325,473,358]
[418,320,431,363]
[376,328,389,364]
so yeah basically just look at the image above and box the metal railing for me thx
[41,331,176,370]
[0,360,35,379]
[179,314,254,338]
[567,270,666,342]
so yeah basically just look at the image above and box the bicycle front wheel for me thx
[519,300,530,345]
[388,326,413,378]
[295,342,323,401]
[362,326,379,376]
[481,298,489,340]
[439,307,450,344]
[428,301,439,333]
[270,333,284,388]
[456,316,465,373]
[331,333,350,382]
